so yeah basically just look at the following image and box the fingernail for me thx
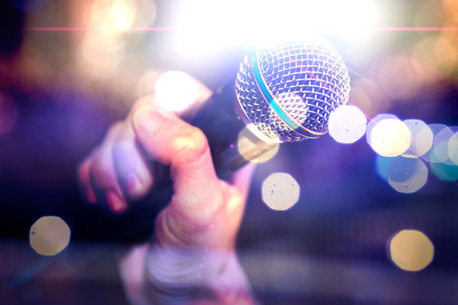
[123,174,144,198]
[134,109,164,135]
[106,191,127,213]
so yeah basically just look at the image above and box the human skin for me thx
[78,84,258,304]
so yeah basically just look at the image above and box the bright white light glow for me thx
[328,105,367,144]
[388,156,428,194]
[367,115,411,157]
[175,0,380,52]
[262,173,300,211]
[155,71,198,112]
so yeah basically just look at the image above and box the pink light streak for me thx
[23,26,458,32]
[25,27,174,32]
[373,26,458,32]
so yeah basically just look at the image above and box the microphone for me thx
[104,34,351,240]
[187,34,351,180]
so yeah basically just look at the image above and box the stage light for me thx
[112,0,137,31]
[88,0,123,38]
[388,230,434,272]
[262,173,300,211]
[321,0,378,42]
[174,0,381,53]
[29,216,71,256]
[155,71,198,112]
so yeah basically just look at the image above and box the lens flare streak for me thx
[25,27,173,31]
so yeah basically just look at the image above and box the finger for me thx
[90,122,127,214]
[231,163,256,200]
[131,106,222,225]
[224,163,257,236]
[112,121,153,200]
[78,154,97,204]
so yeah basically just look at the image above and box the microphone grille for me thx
[235,35,351,143]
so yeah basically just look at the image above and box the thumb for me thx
[131,105,224,245]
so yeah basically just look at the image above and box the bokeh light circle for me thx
[29,216,71,256]
[367,115,411,157]
[402,119,433,158]
[79,33,125,79]
[112,0,137,31]
[378,55,422,100]
[449,132,458,165]
[262,173,300,211]
[388,230,434,272]
[375,155,395,181]
[430,126,457,164]
[430,162,458,181]
[388,156,428,193]
[328,105,367,144]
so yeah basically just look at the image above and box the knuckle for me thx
[173,127,209,163]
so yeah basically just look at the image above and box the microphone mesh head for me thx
[235,35,351,143]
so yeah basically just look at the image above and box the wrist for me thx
[120,243,257,305]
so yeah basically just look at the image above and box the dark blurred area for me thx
[1,0,458,304]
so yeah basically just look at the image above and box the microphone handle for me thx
[189,81,249,180]
[189,80,278,180]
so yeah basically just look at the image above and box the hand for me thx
[78,82,258,304]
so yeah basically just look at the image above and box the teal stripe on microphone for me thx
[251,50,312,138]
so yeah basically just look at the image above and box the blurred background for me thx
[0,0,458,304]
